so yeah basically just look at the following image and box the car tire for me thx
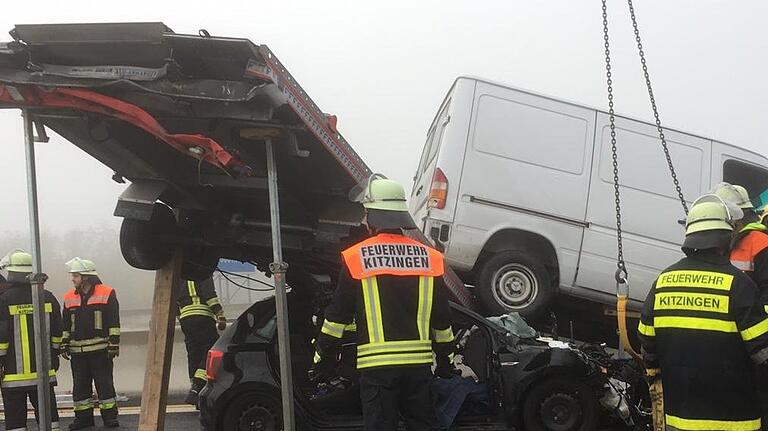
[181,246,219,281]
[476,251,553,319]
[119,203,176,270]
[221,391,282,431]
[522,377,599,431]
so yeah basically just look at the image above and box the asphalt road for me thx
[9,407,202,430]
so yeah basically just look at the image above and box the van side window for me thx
[723,160,768,208]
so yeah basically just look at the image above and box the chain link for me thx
[626,0,688,215]
[602,0,627,282]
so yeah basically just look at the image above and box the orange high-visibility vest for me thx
[341,233,445,280]
[63,284,114,309]
[731,229,768,273]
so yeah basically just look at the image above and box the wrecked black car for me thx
[199,289,650,431]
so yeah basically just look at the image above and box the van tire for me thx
[119,204,176,270]
[476,251,553,319]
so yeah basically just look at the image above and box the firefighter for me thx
[713,183,768,300]
[638,194,768,431]
[177,276,225,404]
[0,249,62,431]
[312,174,455,431]
[61,258,120,429]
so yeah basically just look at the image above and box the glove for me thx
[108,344,120,359]
[60,343,70,361]
[217,314,227,331]
[434,357,459,379]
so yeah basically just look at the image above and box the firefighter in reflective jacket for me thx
[638,194,768,431]
[313,174,455,431]
[62,258,120,429]
[0,250,62,431]
[177,276,225,404]
[713,183,768,303]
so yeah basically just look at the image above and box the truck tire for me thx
[119,204,175,270]
[180,246,219,281]
[476,251,553,319]
[522,377,599,431]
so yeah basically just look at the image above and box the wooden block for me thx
[138,249,182,431]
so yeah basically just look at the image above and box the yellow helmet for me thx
[0,249,32,273]
[682,194,740,250]
[350,174,417,229]
[65,257,98,276]
[712,182,753,211]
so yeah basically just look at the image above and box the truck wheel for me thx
[522,377,599,431]
[119,203,175,270]
[476,251,553,318]
[222,391,282,431]
[181,246,219,281]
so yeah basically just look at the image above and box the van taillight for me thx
[428,168,449,209]
[206,349,224,381]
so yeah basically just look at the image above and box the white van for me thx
[410,76,768,317]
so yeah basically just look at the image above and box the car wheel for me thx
[222,391,282,431]
[181,246,219,281]
[476,251,553,319]
[119,203,176,270]
[522,377,599,431]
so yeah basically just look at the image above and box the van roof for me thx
[448,75,767,163]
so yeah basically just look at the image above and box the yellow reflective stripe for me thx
[656,270,733,291]
[51,336,63,343]
[742,318,768,341]
[8,303,53,315]
[0,342,8,350]
[654,316,737,333]
[655,292,729,314]
[188,281,200,305]
[20,314,30,374]
[109,327,121,336]
[206,297,221,307]
[3,369,56,382]
[362,277,384,343]
[70,337,109,347]
[665,414,760,431]
[357,339,432,356]
[433,326,454,343]
[344,322,357,332]
[94,310,102,330]
[637,321,655,337]
[321,320,346,339]
[417,276,434,340]
[179,304,216,319]
[732,260,754,271]
[357,351,433,369]
[61,331,70,340]
[313,351,321,364]
[194,369,207,380]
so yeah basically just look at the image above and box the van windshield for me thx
[723,159,768,210]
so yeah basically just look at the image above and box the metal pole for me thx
[265,140,296,430]
[23,109,53,430]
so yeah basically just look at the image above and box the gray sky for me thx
[1,0,767,234]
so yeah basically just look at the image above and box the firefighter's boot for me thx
[68,410,95,430]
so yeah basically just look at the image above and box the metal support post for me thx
[265,139,296,430]
[23,109,53,431]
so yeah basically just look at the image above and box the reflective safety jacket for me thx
[177,278,222,321]
[638,251,768,431]
[730,223,768,301]
[62,284,120,354]
[0,282,62,388]
[317,233,454,370]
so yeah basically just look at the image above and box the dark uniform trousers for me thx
[71,350,117,420]
[360,366,435,431]
[180,315,219,383]
[2,385,60,430]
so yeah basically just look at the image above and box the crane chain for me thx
[601,0,627,282]
[627,0,688,215]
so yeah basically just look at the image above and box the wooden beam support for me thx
[138,249,182,431]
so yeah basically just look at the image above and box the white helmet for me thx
[65,257,98,276]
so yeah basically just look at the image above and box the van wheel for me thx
[522,377,599,431]
[476,251,553,318]
[119,203,176,270]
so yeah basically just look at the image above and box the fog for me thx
[1,1,767,309]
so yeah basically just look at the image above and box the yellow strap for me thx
[617,294,642,361]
